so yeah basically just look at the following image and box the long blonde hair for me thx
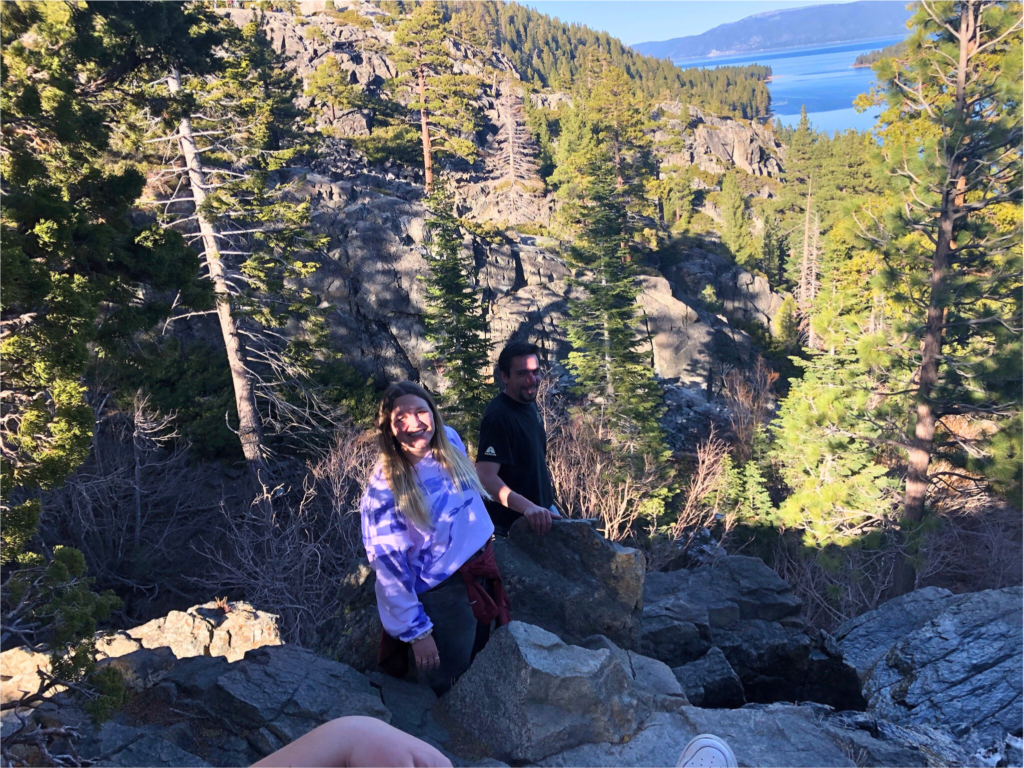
[375,381,490,529]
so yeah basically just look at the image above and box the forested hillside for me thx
[431,0,772,118]
[1,2,1020,760]
[633,0,913,60]
[852,39,908,67]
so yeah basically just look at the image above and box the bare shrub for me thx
[770,532,900,632]
[722,357,778,462]
[644,429,734,571]
[199,425,377,647]
[539,380,666,543]
[767,491,1021,633]
[39,393,222,622]
[918,497,1023,594]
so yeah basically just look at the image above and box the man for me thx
[476,341,559,535]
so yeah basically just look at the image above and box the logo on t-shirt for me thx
[484,446,496,456]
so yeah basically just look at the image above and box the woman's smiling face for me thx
[390,394,435,462]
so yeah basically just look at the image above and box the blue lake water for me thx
[672,36,906,134]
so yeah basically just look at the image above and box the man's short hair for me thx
[498,340,540,377]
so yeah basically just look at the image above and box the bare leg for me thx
[252,716,452,768]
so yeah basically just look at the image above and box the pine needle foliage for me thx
[421,183,493,439]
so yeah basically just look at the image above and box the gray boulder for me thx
[439,622,645,763]
[123,645,391,765]
[672,647,745,708]
[494,518,646,650]
[96,647,177,692]
[318,560,383,672]
[212,645,390,745]
[81,722,211,768]
[579,634,689,714]
[643,556,864,710]
[837,587,1023,747]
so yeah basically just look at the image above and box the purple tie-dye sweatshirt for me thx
[360,426,494,643]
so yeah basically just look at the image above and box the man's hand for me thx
[522,502,553,535]
[411,633,440,672]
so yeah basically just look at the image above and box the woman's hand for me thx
[412,633,440,672]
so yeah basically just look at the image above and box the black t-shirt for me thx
[476,392,555,531]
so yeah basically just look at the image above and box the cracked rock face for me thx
[203,11,783,394]
[535,705,975,768]
[836,586,1023,748]
[642,556,865,711]
[77,645,391,767]
[653,103,784,178]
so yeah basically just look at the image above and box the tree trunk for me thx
[612,134,623,190]
[168,68,271,493]
[892,3,974,596]
[602,275,614,399]
[418,58,433,188]
[799,176,817,348]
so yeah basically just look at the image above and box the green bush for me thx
[348,123,422,168]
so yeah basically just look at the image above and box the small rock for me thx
[672,648,745,708]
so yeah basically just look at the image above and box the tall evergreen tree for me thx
[558,150,664,450]
[855,0,1022,591]
[0,0,218,728]
[719,172,756,268]
[421,183,493,440]
[392,2,481,186]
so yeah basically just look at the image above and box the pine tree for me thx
[392,2,481,186]
[770,352,898,547]
[584,66,652,195]
[0,0,218,730]
[649,167,695,232]
[484,75,543,221]
[759,215,785,286]
[853,1,1022,592]
[719,172,756,268]
[421,184,493,439]
[120,11,329,492]
[773,296,802,352]
[559,150,664,450]
[305,56,358,122]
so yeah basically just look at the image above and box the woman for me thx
[360,382,509,695]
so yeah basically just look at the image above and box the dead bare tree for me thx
[796,180,820,349]
[722,357,779,463]
[771,532,899,632]
[484,77,543,221]
[165,66,271,491]
[538,381,669,543]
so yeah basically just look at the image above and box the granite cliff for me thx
[207,5,785,418]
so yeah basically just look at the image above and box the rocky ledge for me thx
[2,522,1019,767]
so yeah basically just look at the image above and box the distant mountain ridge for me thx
[633,1,912,61]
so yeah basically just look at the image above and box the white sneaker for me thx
[676,733,738,768]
